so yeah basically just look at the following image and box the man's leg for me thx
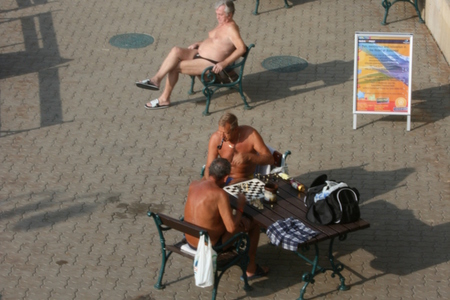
[221,217,269,277]
[149,47,198,88]
[245,219,269,276]
[147,49,214,106]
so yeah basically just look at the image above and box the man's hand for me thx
[212,62,226,74]
[237,193,246,212]
[231,152,250,166]
[188,43,200,50]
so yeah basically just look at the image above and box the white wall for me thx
[422,0,450,63]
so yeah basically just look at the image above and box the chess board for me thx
[223,178,265,201]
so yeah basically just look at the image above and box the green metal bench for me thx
[381,0,425,25]
[148,211,252,300]
[253,0,291,15]
[188,44,255,116]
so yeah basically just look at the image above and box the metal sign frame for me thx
[353,32,413,131]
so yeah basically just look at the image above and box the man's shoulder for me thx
[240,125,259,135]
[224,20,240,32]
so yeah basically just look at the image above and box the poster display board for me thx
[353,32,413,131]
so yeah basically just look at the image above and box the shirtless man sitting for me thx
[184,158,269,279]
[204,112,274,185]
[136,0,246,110]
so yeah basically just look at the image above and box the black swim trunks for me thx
[187,236,223,250]
[193,53,238,83]
[193,53,219,64]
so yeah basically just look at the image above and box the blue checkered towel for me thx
[266,217,318,251]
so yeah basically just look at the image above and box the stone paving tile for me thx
[1,0,449,299]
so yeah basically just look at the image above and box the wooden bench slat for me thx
[157,213,207,238]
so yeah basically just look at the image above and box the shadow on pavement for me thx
[0,3,72,133]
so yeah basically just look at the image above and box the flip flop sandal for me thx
[240,264,269,281]
[145,99,170,110]
[136,79,159,90]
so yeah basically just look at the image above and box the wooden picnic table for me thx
[227,177,370,300]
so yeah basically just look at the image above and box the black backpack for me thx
[305,174,360,225]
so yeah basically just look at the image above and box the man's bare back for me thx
[184,179,231,247]
[185,157,269,278]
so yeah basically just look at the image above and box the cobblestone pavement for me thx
[1,0,449,299]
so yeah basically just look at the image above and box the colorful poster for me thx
[353,33,413,115]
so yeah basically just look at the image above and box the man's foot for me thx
[240,264,269,281]
[145,99,170,110]
[136,79,159,90]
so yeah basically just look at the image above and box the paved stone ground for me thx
[1,0,449,299]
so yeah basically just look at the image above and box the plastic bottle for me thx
[314,190,330,202]
[290,179,305,192]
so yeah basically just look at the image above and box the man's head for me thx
[218,112,238,142]
[209,158,231,182]
[215,0,235,24]
[215,0,235,16]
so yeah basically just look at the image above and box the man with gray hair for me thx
[184,157,270,280]
[136,1,246,110]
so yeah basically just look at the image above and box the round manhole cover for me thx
[109,33,154,49]
[262,56,308,73]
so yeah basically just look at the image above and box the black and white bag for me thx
[305,174,360,225]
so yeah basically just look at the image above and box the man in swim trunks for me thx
[184,158,269,279]
[136,0,247,109]
[204,112,274,185]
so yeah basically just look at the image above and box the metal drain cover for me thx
[109,33,154,49]
[262,56,308,73]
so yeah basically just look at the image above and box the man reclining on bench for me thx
[136,0,246,110]
[184,158,269,280]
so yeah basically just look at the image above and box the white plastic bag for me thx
[193,235,217,288]
[314,181,348,202]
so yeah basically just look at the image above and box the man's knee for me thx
[170,46,190,58]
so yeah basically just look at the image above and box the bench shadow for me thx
[254,0,318,15]
[185,59,354,115]
[0,4,71,137]
[244,60,354,106]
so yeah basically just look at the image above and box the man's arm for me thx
[203,132,221,179]
[217,192,246,233]
[250,129,274,165]
[232,128,274,167]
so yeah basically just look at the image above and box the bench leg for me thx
[188,75,195,95]
[328,235,349,291]
[238,82,252,111]
[381,0,425,25]
[295,236,349,300]
[284,0,292,9]
[253,0,259,15]
[154,250,172,290]
[296,244,322,300]
[202,88,213,116]
[239,255,252,292]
